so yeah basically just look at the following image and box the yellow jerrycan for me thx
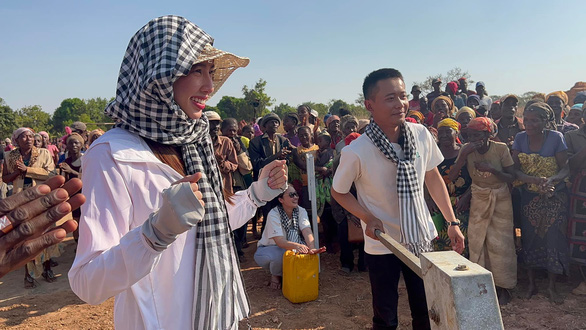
[282,250,319,303]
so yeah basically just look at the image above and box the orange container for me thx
[282,250,319,303]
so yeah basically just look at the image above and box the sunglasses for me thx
[287,192,298,198]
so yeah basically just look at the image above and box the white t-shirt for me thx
[332,123,443,255]
[258,206,311,247]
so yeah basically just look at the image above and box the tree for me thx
[15,105,51,133]
[216,96,247,120]
[328,99,353,116]
[272,103,296,121]
[413,67,473,95]
[0,98,17,139]
[242,79,274,122]
[52,98,86,133]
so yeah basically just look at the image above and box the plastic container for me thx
[282,250,319,303]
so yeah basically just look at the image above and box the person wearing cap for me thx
[282,112,300,147]
[495,94,524,148]
[547,91,579,134]
[426,77,442,113]
[70,121,88,148]
[475,82,492,115]
[409,85,422,111]
[564,102,586,296]
[449,117,517,305]
[446,81,466,110]
[68,16,289,329]
[248,113,292,234]
[574,91,586,105]
[511,102,570,305]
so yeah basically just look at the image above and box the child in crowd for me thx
[291,126,319,216]
[315,133,337,251]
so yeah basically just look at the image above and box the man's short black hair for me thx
[362,68,404,101]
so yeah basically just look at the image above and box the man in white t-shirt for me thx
[332,68,465,330]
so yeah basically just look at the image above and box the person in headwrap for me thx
[449,117,517,305]
[546,91,579,134]
[511,102,570,304]
[335,114,359,153]
[2,127,58,287]
[33,133,44,149]
[87,129,105,146]
[566,103,584,127]
[455,106,476,143]
[564,101,586,296]
[495,94,524,148]
[430,118,471,258]
[475,81,492,115]
[68,16,289,329]
[325,114,343,149]
[407,110,425,124]
[39,131,60,165]
[446,81,466,109]
[466,94,481,113]
[431,95,457,128]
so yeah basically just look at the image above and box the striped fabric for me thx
[277,206,306,245]
[364,121,434,256]
[104,15,248,329]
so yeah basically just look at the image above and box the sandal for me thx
[269,275,282,290]
[42,269,57,283]
[24,274,38,289]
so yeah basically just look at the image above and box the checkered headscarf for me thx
[365,121,435,256]
[105,16,249,329]
[277,206,306,245]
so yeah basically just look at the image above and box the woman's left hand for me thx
[16,159,27,173]
[307,247,327,255]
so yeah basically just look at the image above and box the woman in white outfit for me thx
[68,16,287,330]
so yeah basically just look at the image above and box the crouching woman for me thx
[254,185,325,289]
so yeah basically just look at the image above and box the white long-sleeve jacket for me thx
[68,128,257,329]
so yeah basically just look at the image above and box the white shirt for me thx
[332,123,443,255]
[257,206,311,246]
[68,128,257,330]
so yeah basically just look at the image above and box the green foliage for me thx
[0,98,17,140]
[15,105,51,133]
[216,96,248,120]
[242,79,274,122]
[271,103,296,121]
[51,97,113,134]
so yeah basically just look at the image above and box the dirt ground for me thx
[1,230,585,330]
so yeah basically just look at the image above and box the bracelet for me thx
[449,222,461,226]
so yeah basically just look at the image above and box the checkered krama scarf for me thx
[364,121,436,256]
[104,16,249,329]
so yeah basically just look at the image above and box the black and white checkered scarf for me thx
[104,16,248,329]
[364,121,435,256]
[276,206,306,245]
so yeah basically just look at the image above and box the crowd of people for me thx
[1,14,585,330]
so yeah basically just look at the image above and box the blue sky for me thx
[1,1,585,114]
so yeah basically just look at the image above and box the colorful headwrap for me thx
[525,102,556,130]
[11,127,34,146]
[447,81,459,95]
[345,132,361,145]
[437,118,461,132]
[326,114,340,127]
[546,91,569,105]
[467,117,494,132]
[407,110,425,122]
[571,104,584,112]
[66,132,85,145]
[39,131,49,140]
[431,95,455,114]
[405,117,417,123]
[455,107,476,120]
